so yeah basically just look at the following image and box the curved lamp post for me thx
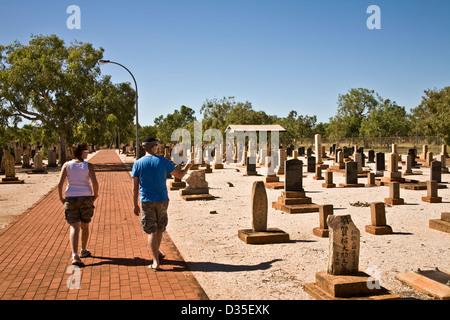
[98,59,140,159]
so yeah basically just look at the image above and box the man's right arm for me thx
[170,162,192,180]
[132,177,140,216]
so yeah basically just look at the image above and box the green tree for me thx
[154,105,196,143]
[327,88,379,139]
[0,34,104,163]
[411,87,450,145]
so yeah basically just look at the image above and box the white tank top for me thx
[65,160,93,197]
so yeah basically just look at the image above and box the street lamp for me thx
[98,59,140,159]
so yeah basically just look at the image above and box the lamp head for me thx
[98,59,111,65]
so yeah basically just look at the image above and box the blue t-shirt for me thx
[131,155,176,202]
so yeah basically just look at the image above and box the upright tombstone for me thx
[307,156,316,173]
[47,148,58,167]
[322,170,336,188]
[365,172,376,187]
[421,180,442,203]
[339,161,364,187]
[402,154,413,175]
[304,214,400,300]
[367,150,375,163]
[180,170,214,201]
[313,204,333,237]
[272,159,320,213]
[276,149,286,175]
[375,152,385,177]
[315,134,323,165]
[30,150,47,174]
[384,182,404,205]
[381,153,403,183]
[313,165,324,180]
[245,157,258,176]
[439,154,448,173]
[1,151,24,184]
[365,202,393,235]
[430,161,442,183]
[238,181,289,244]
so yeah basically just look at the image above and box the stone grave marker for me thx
[304,214,400,300]
[322,170,336,188]
[339,161,364,187]
[375,152,385,176]
[421,180,442,203]
[238,181,289,244]
[384,181,404,205]
[307,156,315,173]
[430,161,441,182]
[313,204,333,237]
[365,202,393,235]
[1,151,24,184]
[180,170,214,201]
[429,212,450,233]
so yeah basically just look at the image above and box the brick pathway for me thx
[0,150,208,300]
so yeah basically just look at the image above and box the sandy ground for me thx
[1,150,449,300]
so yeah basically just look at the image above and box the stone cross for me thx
[251,181,268,232]
[284,159,304,192]
[327,215,360,275]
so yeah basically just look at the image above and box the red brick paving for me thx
[0,150,208,300]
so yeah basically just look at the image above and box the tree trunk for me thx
[58,130,67,165]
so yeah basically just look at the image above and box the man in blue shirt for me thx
[132,137,191,271]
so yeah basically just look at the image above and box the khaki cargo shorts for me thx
[64,196,95,224]
[141,200,169,234]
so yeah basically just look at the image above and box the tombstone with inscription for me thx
[30,150,47,174]
[307,156,316,173]
[238,181,289,244]
[304,214,400,300]
[272,159,320,213]
[375,152,385,177]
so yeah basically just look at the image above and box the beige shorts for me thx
[140,200,169,234]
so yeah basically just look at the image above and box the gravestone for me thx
[365,172,376,187]
[313,165,324,180]
[430,161,441,183]
[180,170,214,201]
[1,151,24,184]
[238,181,289,244]
[29,151,47,174]
[375,152,385,176]
[367,150,375,163]
[304,214,400,300]
[315,134,322,164]
[272,159,320,214]
[403,155,413,175]
[384,182,404,205]
[169,165,187,190]
[307,156,315,173]
[322,170,336,188]
[421,180,442,203]
[339,161,364,187]
[245,157,258,176]
[429,212,450,233]
[313,204,333,237]
[381,153,403,183]
[439,154,448,173]
[263,156,282,189]
[298,147,305,157]
[365,202,393,235]
[276,149,286,175]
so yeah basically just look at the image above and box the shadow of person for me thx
[164,258,283,273]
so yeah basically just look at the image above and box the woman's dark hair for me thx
[74,143,88,161]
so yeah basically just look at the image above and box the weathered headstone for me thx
[381,153,403,183]
[322,170,336,188]
[365,202,393,235]
[245,157,258,176]
[421,180,442,203]
[375,152,385,176]
[365,172,376,187]
[304,214,401,300]
[315,134,322,164]
[1,151,24,184]
[284,159,303,192]
[180,170,214,201]
[307,156,315,173]
[238,181,289,244]
[384,181,404,205]
[313,165,324,180]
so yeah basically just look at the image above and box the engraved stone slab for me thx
[327,215,360,275]
[284,159,304,192]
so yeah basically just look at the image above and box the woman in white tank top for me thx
[58,143,99,265]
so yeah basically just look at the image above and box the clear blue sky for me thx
[1,0,449,126]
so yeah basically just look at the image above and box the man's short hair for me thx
[142,137,160,147]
